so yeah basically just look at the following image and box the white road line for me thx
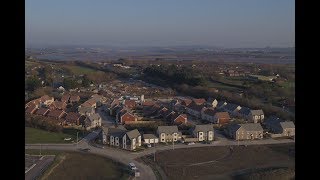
[25,163,36,174]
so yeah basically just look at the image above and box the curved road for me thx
[26,130,294,180]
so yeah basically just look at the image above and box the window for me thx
[161,138,165,142]
[161,133,165,137]
[199,132,203,135]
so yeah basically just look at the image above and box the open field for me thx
[25,127,85,144]
[62,64,98,75]
[146,144,294,180]
[38,151,129,180]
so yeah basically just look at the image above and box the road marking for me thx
[25,164,36,174]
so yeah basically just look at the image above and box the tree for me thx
[26,76,42,91]
[63,78,78,90]
[82,75,91,87]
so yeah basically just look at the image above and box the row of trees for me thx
[25,115,63,133]
[143,64,207,86]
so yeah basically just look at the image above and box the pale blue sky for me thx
[25,0,295,48]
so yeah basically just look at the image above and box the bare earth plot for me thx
[25,155,55,180]
[149,144,294,180]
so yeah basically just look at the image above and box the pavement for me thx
[25,129,295,180]
[25,155,55,180]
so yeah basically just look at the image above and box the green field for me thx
[62,65,97,75]
[38,151,129,180]
[25,127,85,144]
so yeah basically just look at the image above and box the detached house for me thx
[157,126,181,143]
[225,123,263,140]
[84,113,102,130]
[118,111,137,124]
[201,108,216,122]
[206,98,218,108]
[248,110,264,123]
[213,112,231,125]
[190,125,214,142]
[65,112,83,126]
[102,127,142,150]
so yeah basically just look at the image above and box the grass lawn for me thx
[36,151,130,180]
[25,127,87,144]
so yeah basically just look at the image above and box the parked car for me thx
[129,163,138,171]
[146,144,152,148]
[188,142,195,145]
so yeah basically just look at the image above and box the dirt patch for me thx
[149,144,294,180]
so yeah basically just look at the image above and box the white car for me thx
[188,142,195,145]
[64,137,72,141]
[146,144,152,148]
[129,163,138,171]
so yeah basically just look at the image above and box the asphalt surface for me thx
[25,155,55,180]
[26,129,294,180]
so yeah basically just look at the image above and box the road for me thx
[26,129,294,180]
[96,106,116,127]
[25,155,55,180]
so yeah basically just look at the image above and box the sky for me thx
[25,0,295,48]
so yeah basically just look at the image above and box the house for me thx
[47,109,67,119]
[69,95,80,103]
[61,94,70,103]
[216,101,227,109]
[142,101,156,107]
[81,99,97,108]
[110,99,120,108]
[39,95,54,106]
[157,126,181,143]
[119,112,137,124]
[26,98,41,108]
[65,112,83,126]
[192,98,206,105]
[263,116,295,137]
[101,126,127,144]
[185,103,205,118]
[78,106,95,116]
[238,107,251,119]
[180,99,192,107]
[49,101,67,110]
[206,98,218,108]
[143,134,159,144]
[171,114,188,124]
[91,94,106,106]
[34,107,50,116]
[190,125,214,142]
[213,112,231,125]
[225,123,263,140]
[201,108,216,122]
[248,110,264,123]
[221,103,241,116]
[103,127,141,150]
[25,105,38,114]
[83,113,102,130]
[123,99,136,109]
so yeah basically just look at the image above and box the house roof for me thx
[172,113,187,121]
[88,113,101,121]
[35,108,50,115]
[143,134,158,139]
[126,129,141,139]
[40,95,53,102]
[91,94,105,102]
[124,99,136,107]
[193,98,206,105]
[65,112,82,122]
[51,101,67,109]
[142,101,156,106]
[203,108,216,116]
[70,95,80,102]
[61,94,70,102]
[181,99,192,106]
[78,106,95,114]
[108,128,127,137]
[238,107,251,115]
[47,109,65,118]
[214,112,230,119]
[240,123,263,131]
[25,105,37,113]
[207,98,217,104]
[217,101,227,108]
[187,103,205,112]
[223,103,241,111]
[280,121,295,129]
[158,126,179,134]
[193,124,214,132]
[250,109,264,116]
[26,98,41,106]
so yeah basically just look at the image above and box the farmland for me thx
[145,144,294,180]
